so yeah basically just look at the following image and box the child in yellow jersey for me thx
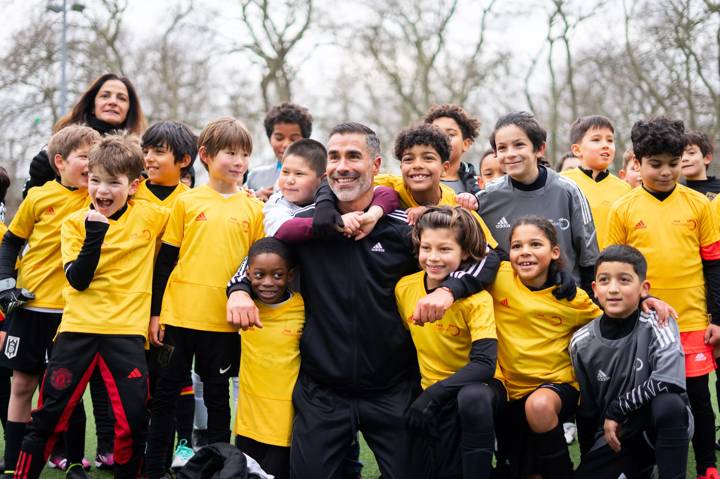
[607,117,720,479]
[138,121,197,207]
[395,206,500,479]
[0,125,100,478]
[373,123,497,247]
[15,134,168,479]
[234,238,303,479]
[139,121,199,468]
[146,117,265,479]
[487,216,601,479]
[561,115,631,250]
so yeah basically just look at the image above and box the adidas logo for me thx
[195,212,207,222]
[371,242,385,253]
[496,217,511,229]
[596,370,610,382]
[635,220,647,229]
[500,298,509,307]
[127,368,143,379]
[45,207,55,216]
[695,352,707,362]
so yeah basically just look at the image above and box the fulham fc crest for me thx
[4,335,19,359]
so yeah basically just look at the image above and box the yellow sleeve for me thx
[373,174,401,190]
[606,203,626,246]
[161,197,186,247]
[466,292,496,342]
[470,210,498,249]
[8,193,37,239]
[571,289,603,328]
[698,198,720,248]
[251,202,266,244]
[60,214,85,266]
[394,282,411,331]
[154,206,172,239]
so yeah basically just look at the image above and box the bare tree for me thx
[233,0,314,111]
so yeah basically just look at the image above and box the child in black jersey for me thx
[571,245,689,478]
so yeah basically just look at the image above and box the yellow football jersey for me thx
[133,179,189,207]
[488,262,601,400]
[235,292,304,447]
[713,195,720,227]
[607,185,720,332]
[0,222,6,239]
[9,181,89,310]
[395,271,497,390]
[374,174,498,248]
[160,186,265,332]
[60,201,169,337]
[561,169,631,249]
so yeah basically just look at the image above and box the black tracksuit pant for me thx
[15,333,148,479]
[290,373,429,479]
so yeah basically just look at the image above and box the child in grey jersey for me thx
[457,112,599,295]
[570,245,690,479]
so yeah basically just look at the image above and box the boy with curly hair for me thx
[247,102,313,201]
[608,117,720,479]
[424,104,482,195]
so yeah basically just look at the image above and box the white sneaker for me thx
[171,439,195,469]
[563,421,577,444]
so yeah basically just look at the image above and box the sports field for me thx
[0,382,714,478]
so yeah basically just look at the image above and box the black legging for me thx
[687,374,716,474]
[574,392,689,479]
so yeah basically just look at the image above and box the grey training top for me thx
[246,162,281,191]
[570,312,686,441]
[475,167,599,280]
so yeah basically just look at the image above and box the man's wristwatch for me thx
[0,278,16,291]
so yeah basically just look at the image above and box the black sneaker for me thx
[65,463,90,479]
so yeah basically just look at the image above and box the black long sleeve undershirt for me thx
[437,338,498,393]
[703,258,720,325]
[64,221,109,291]
[0,231,25,281]
[151,243,180,316]
[64,204,127,291]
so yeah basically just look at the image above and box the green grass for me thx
[2,379,717,478]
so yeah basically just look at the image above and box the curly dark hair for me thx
[394,124,451,163]
[490,111,547,153]
[248,237,296,270]
[263,102,313,139]
[424,104,480,141]
[631,117,685,161]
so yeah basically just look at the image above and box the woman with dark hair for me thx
[23,73,147,197]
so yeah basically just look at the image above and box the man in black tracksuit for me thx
[227,122,500,479]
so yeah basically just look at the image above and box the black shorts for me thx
[495,383,579,479]
[0,309,62,374]
[158,325,240,382]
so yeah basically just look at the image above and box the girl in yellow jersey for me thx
[234,238,304,479]
[395,206,500,479]
[488,216,601,479]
